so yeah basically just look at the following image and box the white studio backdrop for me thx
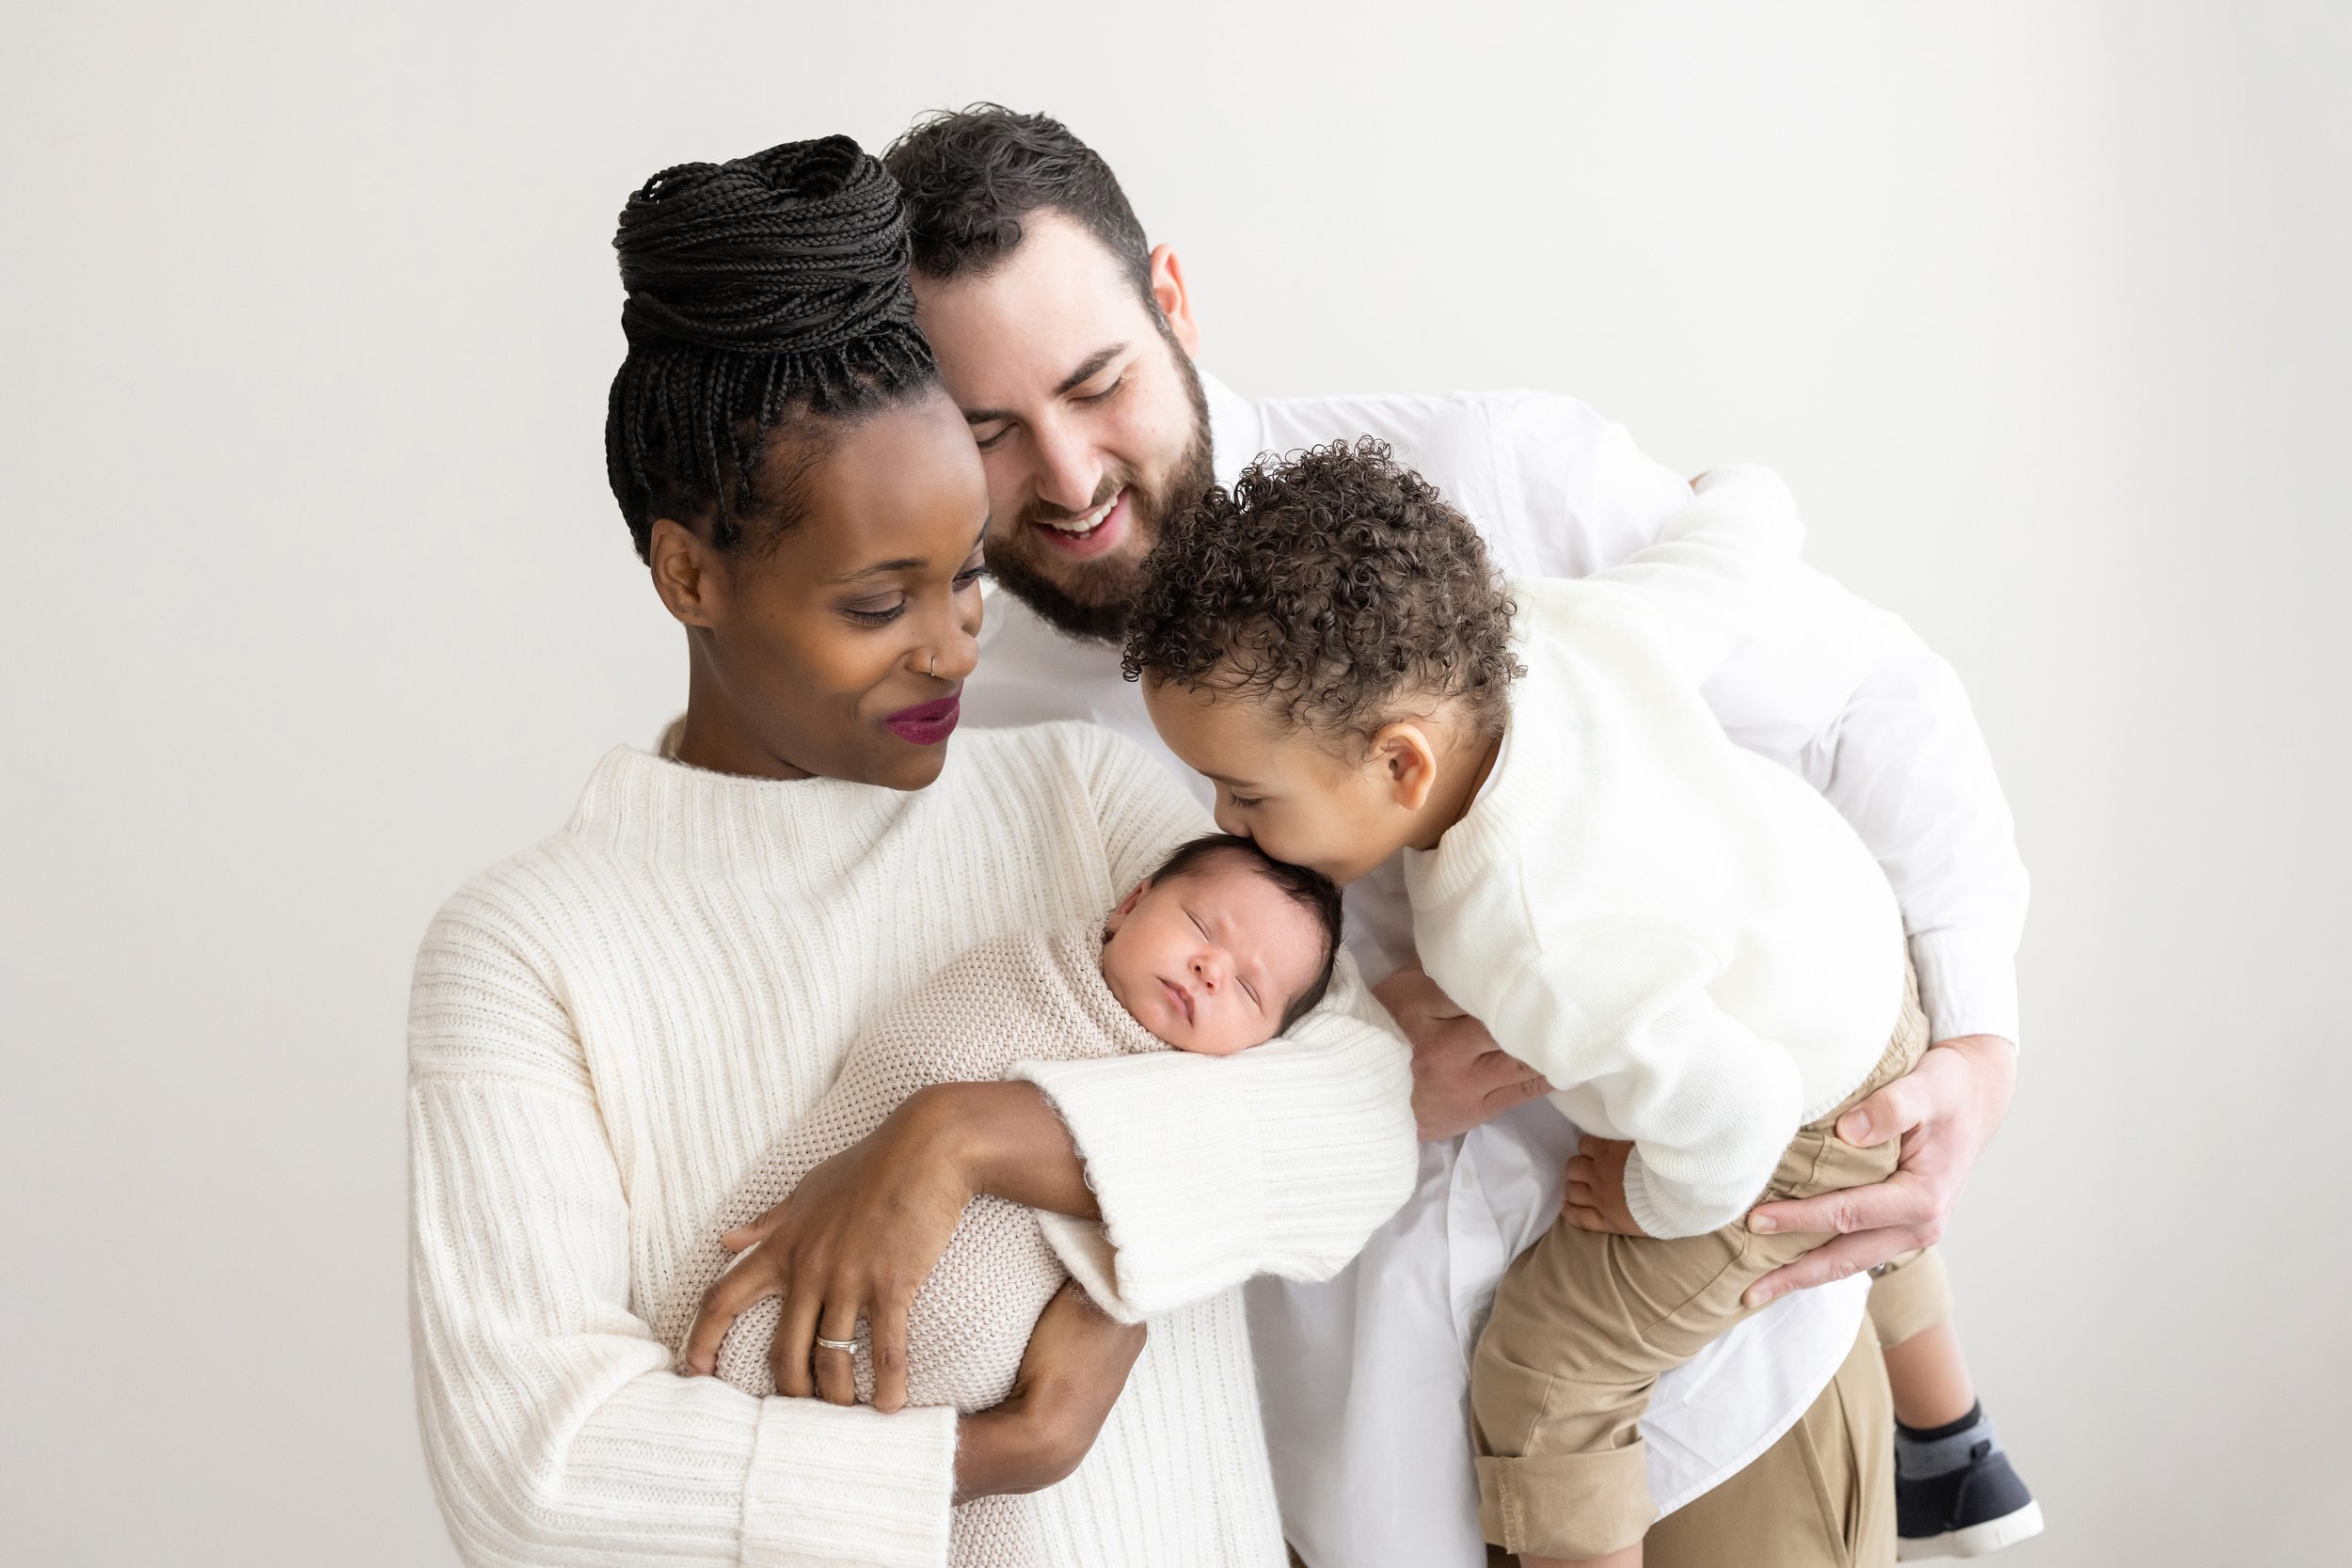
[3,3,2344,1564]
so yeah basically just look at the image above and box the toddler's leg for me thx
[1870,1246,1975,1427]
[1869,1249,2044,1559]
[1470,1212,1823,1563]
[1474,965,1931,1565]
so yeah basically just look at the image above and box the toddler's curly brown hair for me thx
[1120,438,1523,745]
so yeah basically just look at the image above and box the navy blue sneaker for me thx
[1896,1435,2044,1559]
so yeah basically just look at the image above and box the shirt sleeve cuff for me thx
[1908,927,2021,1048]
[741,1398,957,1568]
[1008,1052,1268,1320]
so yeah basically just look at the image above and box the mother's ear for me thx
[648,515,727,629]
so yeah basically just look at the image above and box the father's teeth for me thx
[1043,500,1113,533]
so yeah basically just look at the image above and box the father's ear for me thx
[1104,878,1153,933]
[1149,245,1201,357]
[648,516,724,629]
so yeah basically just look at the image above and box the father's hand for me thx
[1743,1032,2017,1306]
[1374,963,1552,1142]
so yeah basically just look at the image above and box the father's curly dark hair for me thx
[1120,438,1523,743]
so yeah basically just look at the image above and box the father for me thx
[885,106,2027,1567]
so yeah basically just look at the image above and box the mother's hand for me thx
[954,1280,1147,1501]
[682,1079,1098,1411]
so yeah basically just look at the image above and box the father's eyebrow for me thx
[960,343,1128,425]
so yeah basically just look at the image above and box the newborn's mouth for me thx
[1159,977,1194,1024]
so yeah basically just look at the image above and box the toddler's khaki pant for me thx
[1470,966,1930,1561]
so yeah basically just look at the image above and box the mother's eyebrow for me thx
[821,523,991,584]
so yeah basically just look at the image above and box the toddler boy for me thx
[1121,441,2038,1565]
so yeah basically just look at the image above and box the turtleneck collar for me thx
[565,730,931,891]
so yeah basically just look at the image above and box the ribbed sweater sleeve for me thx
[408,890,958,1568]
[1010,730,1419,1321]
[1488,940,1805,1241]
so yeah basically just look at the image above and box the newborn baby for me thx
[654,832,1342,1563]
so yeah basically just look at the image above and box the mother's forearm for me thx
[914,1081,1101,1220]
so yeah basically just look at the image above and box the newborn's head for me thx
[1101,834,1343,1056]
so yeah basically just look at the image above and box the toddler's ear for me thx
[1369,721,1441,813]
[1104,879,1152,933]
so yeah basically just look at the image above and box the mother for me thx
[406,136,1414,1566]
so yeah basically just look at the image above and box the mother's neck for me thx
[669,647,816,782]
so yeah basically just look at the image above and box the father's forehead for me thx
[913,210,1154,397]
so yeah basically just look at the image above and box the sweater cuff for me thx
[740,1398,957,1568]
[1009,1052,1266,1319]
[1621,1145,1752,1241]
[1908,927,2020,1049]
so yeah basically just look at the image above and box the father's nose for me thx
[1027,415,1104,515]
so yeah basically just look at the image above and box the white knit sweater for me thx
[1406,467,1908,1240]
[653,925,1180,1568]
[407,721,1416,1568]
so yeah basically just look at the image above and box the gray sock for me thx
[1895,1401,1996,1480]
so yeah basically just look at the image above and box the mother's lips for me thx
[882,692,961,746]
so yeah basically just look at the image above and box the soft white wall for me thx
[3,3,2343,1563]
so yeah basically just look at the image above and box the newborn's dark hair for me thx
[1121,438,1524,743]
[1149,833,1343,1034]
[605,135,938,559]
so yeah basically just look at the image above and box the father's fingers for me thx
[682,1257,774,1375]
[1749,1168,1938,1241]
[1745,1227,1916,1307]
[1835,1073,1931,1149]
[1480,1073,1551,1119]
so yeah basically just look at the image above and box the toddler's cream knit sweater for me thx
[407,721,1415,1568]
[1406,467,1908,1241]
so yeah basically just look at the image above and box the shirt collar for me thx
[1200,369,1263,489]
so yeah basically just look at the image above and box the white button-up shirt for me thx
[963,373,2029,1568]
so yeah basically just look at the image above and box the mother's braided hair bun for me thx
[606,135,937,558]
[616,135,919,356]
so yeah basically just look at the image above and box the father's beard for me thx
[984,343,1216,646]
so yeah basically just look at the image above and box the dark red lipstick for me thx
[883,692,961,746]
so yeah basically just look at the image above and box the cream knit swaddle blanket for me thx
[655,923,1166,1565]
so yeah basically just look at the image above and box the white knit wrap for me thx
[654,923,1165,1564]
